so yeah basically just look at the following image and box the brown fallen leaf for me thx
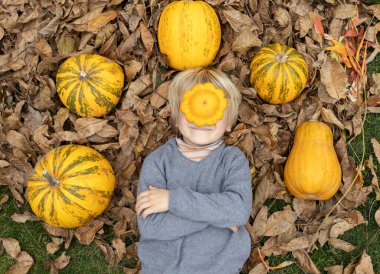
[139,21,154,55]
[46,242,60,255]
[328,238,356,252]
[11,211,40,223]
[375,208,380,227]
[292,198,316,220]
[353,252,375,274]
[292,250,320,274]
[264,210,298,236]
[333,4,357,20]
[87,10,118,32]
[74,220,104,245]
[54,252,70,270]
[325,265,343,274]
[371,138,380,164]
[74,118,108,139]
[1,238,21,259]
[251,206,268,240]
[6,251,34,274]
[0,194,9,206]
[320,58,347,101]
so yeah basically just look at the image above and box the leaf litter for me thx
[0,0,379,273]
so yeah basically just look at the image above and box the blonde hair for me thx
[168,68,242,127]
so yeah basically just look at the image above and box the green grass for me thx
[0,187,137,273]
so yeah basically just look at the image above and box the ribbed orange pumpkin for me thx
[27,145,115,228]
[56,54,124,117]
[157,1,221,70]
[284,121,342,200]
[250,43,308,104]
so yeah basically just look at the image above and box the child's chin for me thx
[187,136,216,146]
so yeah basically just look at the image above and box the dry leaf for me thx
[75,220,104,245]
[87,10,118,32]
[334,4,358,20]
[264,210,297,236]
[0,195,9,206]
[46,242,60,255]
[328,238,356,252]
[353,252,375,274]
[320,59,347,101]
[292,250,320,274]
[74,118,108,139]
[139,22,154,55]
[371,138,380,164]
[251,206,268,239]
[375,208,380,227]
[11,212,40,223]
[53,252,70,269]
[1,238,21,259]
[6,251,34,274]
[325,265,343,274]
[321,108,344,129]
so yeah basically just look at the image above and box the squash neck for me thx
[42,170,59,188]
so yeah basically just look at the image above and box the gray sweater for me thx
[137,137,252,274]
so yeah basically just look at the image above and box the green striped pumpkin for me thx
[56,54,124,117]
[27,145,115,228]
[250,44,308,104]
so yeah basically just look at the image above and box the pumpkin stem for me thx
[79,71,87,81]
[42,170,59,188]
[276,53,288,63]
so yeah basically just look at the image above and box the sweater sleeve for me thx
[169,149,252,228]
[137,153,209,241]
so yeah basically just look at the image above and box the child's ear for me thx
[226,125,232,132]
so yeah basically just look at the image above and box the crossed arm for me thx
[136,154,252,241]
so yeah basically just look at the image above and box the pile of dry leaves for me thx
[0,0,380,273]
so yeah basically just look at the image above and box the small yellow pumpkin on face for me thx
[56,54,124,117]
[27,145,115,228]
[284,120,342,200]
[180,82,227,127]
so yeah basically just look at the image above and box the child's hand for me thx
[136,186,170,219]
[228,226,238,232]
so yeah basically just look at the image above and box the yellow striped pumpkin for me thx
[250,44,308,104]
[56,54,124,117]
[284,121,341,200]
[27,145,115,228]
[158,0,221,70]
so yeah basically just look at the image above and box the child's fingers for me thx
[142,207,155,219]
[136,190,149,200]
[136,200,151,216]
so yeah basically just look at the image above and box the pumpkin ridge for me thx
[60,166,100,181]
[56,145,76,176]
[264,63,280,102]
[52,145,65,176]
[59,154,102,178]
[64,184,113,199]
[286,65,303,95]
[66,82,80,114]
[59,188,93,213]
[78,84,93,116]
[88,76,122,97]
[74,55,83,73]
[37,190,50,217]
[86,81,116,112]
[56,78,77,96]
[28,186,49,201]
